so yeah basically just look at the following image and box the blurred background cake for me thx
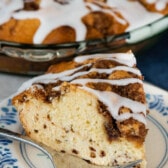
[0,0,168,75]
[0,0,167,44]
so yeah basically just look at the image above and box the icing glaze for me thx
[16,52,147,125]
[0,0,23,25]
[77,86,146,124]
[12,0,127,43]
[146,0,168,10]
[74,52,136,67]
[71,78,142,86]
[0,0,164,44]
[17,63,91,93]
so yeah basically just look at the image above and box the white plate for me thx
[0,83,167,168]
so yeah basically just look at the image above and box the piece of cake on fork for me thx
[12,51,148,168]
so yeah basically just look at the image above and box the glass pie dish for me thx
[0,15,168,75]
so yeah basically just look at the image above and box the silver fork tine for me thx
[0,127,141,168]
[116,159,142,168]
[102,159,142,168]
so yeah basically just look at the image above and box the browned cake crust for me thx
[82,11,128,40]
[12,51,148,167]
[0,18,40,44]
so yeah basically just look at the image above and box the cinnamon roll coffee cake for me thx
[12,51,148,168]
[0,0,167,44]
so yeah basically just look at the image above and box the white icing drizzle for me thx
[85,1,127,25]
[16,52,147,125]
[17,63,91,93]
[74,52,136,67]
[0,0,23,25]
[71,78,142,86]
[76,86,146,124]
[92,66,141,76]
[60,66,141,82]
[12,0,89,43]
[0,0,164,44]
[146,0,168,11]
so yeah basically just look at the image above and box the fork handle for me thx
[0,127,56,168]
[0,127,44,151]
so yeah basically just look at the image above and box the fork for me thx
[0,127,141,168]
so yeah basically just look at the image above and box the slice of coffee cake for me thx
[12,51,148,167]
